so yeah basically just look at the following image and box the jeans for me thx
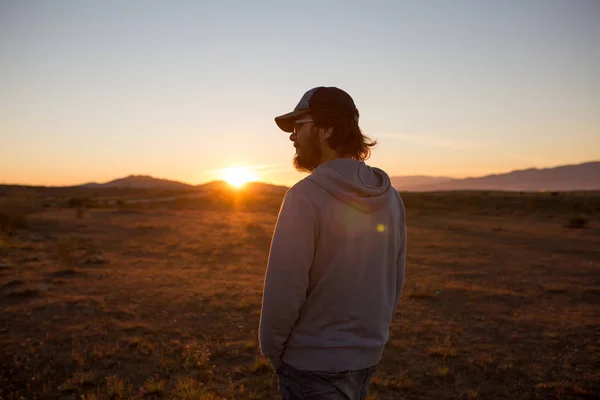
[276,362,378,400]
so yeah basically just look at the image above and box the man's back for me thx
[262,85,406,399]
[259,158,406,372]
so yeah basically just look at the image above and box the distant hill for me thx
[80,175,193,190]
[196,180,288,194]
[242,181,289,193]
[391,161,600,192]
[195,180,232,191]
[3,161,599,194]
[76,176,288,194]
[390,176,454,189]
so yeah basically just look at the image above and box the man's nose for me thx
[289,132,296,142]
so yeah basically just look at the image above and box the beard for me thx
[293,130,322,172]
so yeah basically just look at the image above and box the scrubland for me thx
[1,188,599,399]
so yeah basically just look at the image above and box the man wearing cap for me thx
[259,87,407,399]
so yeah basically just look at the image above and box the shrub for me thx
[0,196,38,233]
[56,236,79,267]
[68,197,91,208]
[76,206,86,219]
[565,217,588,229]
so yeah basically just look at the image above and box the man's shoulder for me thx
[287,177,316,195]
[282,178,322,205]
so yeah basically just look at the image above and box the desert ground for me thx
[1,189,599,399]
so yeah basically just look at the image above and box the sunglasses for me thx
[293,118,313,134]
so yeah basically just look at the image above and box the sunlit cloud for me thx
[245,164,294,175]
[247,164,287,171]
[375,132,480,151]
[257,167,293,175]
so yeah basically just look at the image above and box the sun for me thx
[221,166,259,188]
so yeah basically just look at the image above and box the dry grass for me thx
[436,366,449,377]
[0,190,599,399]
[0,196,38,233]
[428,336,457,359]
[141,375,166,397]
[565,216,589,228]
[55,235,79,267]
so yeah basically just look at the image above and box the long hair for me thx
[311,109,377,161]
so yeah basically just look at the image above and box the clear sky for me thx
[1,0,599,187]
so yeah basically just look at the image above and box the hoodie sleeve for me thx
[259,187,316,370]
[393,220,407,314]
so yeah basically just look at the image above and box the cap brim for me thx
[274,110,310,133]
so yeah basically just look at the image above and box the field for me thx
[1,189,599,399]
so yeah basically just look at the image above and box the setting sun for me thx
[221,166,259,188]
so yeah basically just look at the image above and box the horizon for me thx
[1,158,598,188]
[1,1,599,187]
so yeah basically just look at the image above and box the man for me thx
[259,86,407,400]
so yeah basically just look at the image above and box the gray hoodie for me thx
[259,158,406,372]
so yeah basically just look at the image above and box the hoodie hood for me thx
[306,158,392,213]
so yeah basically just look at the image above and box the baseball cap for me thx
[274,86,359,133]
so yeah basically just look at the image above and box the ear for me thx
[320,127,333,141]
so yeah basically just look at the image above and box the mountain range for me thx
[391,161,600,191]
[81,176,289,192]
[81,175,192,190]
[14,161,600,192]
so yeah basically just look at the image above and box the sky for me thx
[1,0,599,187]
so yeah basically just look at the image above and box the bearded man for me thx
[259,86,407,400]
